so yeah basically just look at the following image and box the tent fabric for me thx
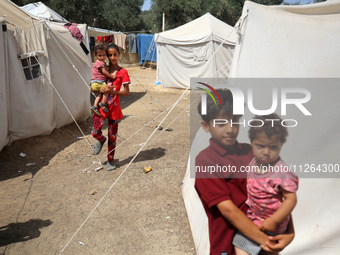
[0,18,9,150]
[183,1,340,255]
[20,1,69,23]
[155,13,237,45]
[0,0,91,151]
[20,2,119,38]
[155,13,236,89]
[87,27,119,37]
[137,34,157,64]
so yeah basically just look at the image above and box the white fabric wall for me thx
[155,13,236,89]
[156,42,234,89]
[230,2,340,254]
[47,23,91,128]
[0,0,91,151]
[183,1,340,254]
[8,23,55,141]
[0,19,9,150]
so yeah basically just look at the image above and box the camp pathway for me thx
[0,66,195,255]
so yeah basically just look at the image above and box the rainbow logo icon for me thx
[196,82,222,106]
[196,82,222,115]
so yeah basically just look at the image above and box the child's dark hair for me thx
[197,88,234,123]
[94,44,106,55]
[107,43,120,54]
[248,113,288,144]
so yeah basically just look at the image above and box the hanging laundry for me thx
[104,35,113,43]
[137,34,157,64]
[128,34,137,54]
[63,23,89,55]
[90,37,95,52]
[114,33,127,52]
[63,23,83,42]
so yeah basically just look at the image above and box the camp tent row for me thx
[19,1,120,38]
[182,0,340,254]
[0,3,236,151]
[155,13,237,89]
[0,0,92,151]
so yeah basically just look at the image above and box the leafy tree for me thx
[101,0,144,31]
[149,0,285,32]
[141,10,157,33]
[11,0,144,31]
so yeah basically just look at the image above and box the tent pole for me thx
[162,12,165,32]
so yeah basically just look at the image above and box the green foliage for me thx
[141,10,157,33]
[11,0,290,33]
[101,0,144,31]
[149,0,284,32]
[11,0,143,31]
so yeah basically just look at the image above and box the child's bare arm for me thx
[260,191,297,232]
[217,200,274,253]
[101,83,130,97]
[264,216,295,252]
[101,67,117,81]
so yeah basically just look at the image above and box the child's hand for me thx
[111,70,117,80]
[259,218,278,232]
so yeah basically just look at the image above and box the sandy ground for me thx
[0,66,197,255]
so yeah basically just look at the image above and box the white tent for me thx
[155,13,237,89]
[0,0,92,151]
[183,1,340,254]
[20,1,69,23]
[20,2,119,38]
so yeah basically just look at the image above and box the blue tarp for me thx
[137,34,157,64]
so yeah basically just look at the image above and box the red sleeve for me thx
[120,68,131,84]
[195,177,232,209]
[195,157,232,209]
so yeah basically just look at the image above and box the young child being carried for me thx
[233,113,299,255]
[195,89,295,255]
[90,44,117,116]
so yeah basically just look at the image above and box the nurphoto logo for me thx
[198,83,312,128]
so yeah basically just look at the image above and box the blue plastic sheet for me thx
[137,34,157,64]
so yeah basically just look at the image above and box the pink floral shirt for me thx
[246,157,299,234]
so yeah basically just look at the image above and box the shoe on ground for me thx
[107,161,117,171]
[93,137,106,155]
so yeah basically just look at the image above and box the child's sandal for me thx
[91,106,101,116]
[99,102,109,113]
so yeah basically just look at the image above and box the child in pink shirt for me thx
[233,113,298,255]
[90,44,117,116]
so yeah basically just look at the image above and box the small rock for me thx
[90,190,97,195]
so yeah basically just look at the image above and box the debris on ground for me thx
[143,167,152,173]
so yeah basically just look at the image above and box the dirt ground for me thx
[0,66,197,255]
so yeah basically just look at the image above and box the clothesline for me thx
[92,33,157,63]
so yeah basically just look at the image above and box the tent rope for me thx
[45,23,97,98]
[146,92,195,148]
[136,36,156,86]
[143,37,157,87]
[194,25,239,79]
[128,71,148,92]
[59,86,190,254]
[98,90,189,162]
[12,21,102,164]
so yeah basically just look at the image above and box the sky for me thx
[141,0,316,11]
[142,0,151,11]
